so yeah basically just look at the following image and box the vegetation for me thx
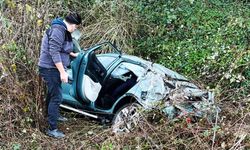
[0,0,249,149]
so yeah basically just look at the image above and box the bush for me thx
[0,0,249,149]
[130,0,250,92]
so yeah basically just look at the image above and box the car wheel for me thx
[112,103,142,133]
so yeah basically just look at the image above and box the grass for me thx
[0,0,249,149]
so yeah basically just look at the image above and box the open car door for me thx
[77,50,107,103]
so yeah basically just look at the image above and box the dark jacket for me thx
[38,18,73,69]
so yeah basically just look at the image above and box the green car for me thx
[61,31,216,133]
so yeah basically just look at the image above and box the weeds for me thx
[0,0,249,149]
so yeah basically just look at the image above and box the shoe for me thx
[57,116,68,122]
[46,129,65,138]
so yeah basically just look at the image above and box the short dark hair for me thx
[65,12,82,25]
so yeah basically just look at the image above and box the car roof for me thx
[121,54,188,81]
[96,52,188,81]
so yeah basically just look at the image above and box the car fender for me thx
[111,94,140,114]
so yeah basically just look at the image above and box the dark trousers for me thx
[39,67,62,130]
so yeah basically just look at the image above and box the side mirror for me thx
[113,40,117,48]
[71,29,82,41]
[112,40,121,54]
[72,29,84,52]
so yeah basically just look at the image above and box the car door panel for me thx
[76,51,108,104]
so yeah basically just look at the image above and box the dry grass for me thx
[0,0,249,149]
[80,0,144,51]
[0,97,249,149]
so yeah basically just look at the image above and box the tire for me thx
[111,103,142,133]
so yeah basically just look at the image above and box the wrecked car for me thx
[60,31,217,133]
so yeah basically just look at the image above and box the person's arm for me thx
[48,28,68,83]
[55,62,68,83]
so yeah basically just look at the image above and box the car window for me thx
[97,55,117,69]
[111,62,145,78]
[111,63,130,77]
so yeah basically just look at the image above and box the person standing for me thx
[38,12,81,138]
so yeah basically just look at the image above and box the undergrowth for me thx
[0,0,249,149]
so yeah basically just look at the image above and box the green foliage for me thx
[130,0,250,90]
[1,41,26,62]
[0,0,250,149]
[101,142,113,150]
[12,143,21,150]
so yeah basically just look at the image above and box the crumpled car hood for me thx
[121,54,218,119]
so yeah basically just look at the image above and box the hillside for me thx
[0,0,249,149]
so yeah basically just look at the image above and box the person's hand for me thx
[70,52,79,57]
[55,62,68,83]
[60,71,68,83]
[74,52,79,57]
